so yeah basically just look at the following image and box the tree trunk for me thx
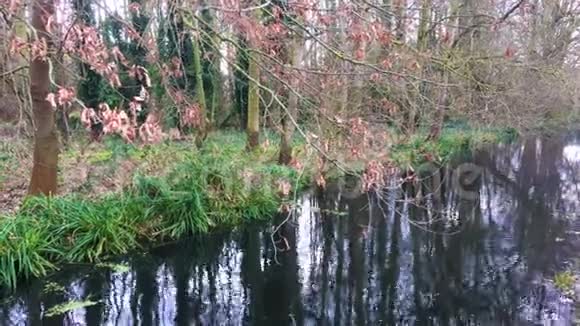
[382,0,392,30]
[28,0,59,196]
[278,38,303,165]
[234,39,250,130]
[427,71,448,141]
[407,0,432,135]
[416,0,432,51]
[200,2,222,128]
[246,50,260,150]
[193,22,207,147]
[394,0,407,41]
[210,65,221,127]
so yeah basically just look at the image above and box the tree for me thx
[192,18,208,146]
[199,3,221,126]
[246,47,261,150]
[234,39,250,130]
[245,7,262,150]
[28,0,58,195]
[278,36,303,164]
[394,0,407,41]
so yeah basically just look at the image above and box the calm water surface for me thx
[1,132,580,325]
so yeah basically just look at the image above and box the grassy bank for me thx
[0,127,514,290]
[0,132,312,289]
[389,126,517,168]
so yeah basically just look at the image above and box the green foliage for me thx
[76,67,108,109]
[89,136,190,165]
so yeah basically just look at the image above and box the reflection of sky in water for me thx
[560,144,580,216]
[1,133,579,325]
[297,196,314,298]
[156,264,176,324]
[563,144,580,162]
[105,272,135,325]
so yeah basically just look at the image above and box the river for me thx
[1,132,579,325]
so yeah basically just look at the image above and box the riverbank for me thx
[0,127,512,290]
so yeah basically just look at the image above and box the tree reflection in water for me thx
[1,132,579,325]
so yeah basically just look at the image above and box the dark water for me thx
[2,133,580,326]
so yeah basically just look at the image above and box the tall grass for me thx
[0,132,310,290]
[0,216,59,289]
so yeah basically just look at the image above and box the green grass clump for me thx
[45,300,98,317]
[390,127,513,168]
[95,262,130,273]
[135,175,210,238]
[0,216,59,290]
[43,281,66,294]
[554,270,576,294]
[0,195,148,289]
[0,131,312,290]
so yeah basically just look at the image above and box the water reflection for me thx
[1,132,579,325]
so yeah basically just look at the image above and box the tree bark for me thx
[246,50,260,150]
[28,0,59,196]
[416,0,432,51]
[278,37,303,165]
[382,0,392,30]
[193,20,207,147]
[394,0,407,41]
[427,71,448,140]
[408,0,432,135]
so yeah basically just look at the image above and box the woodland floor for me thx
[1,132,189,213]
